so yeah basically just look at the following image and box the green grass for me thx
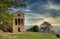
[10,32,60,39]
[0,31,60,39]
[0,31,15,39]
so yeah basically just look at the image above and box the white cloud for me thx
[25,13,45,18]
[44,4,60,10]
[42,16,60,26]
[25,9,31,12]
[25,13,45,26]
[25,0,60,26]
[43,0,60,10]
[25,13,60,26]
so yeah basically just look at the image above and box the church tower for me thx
[13,11,24,32]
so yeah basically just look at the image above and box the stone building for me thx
[13,11,24,32]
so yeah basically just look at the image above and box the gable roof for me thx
[12,11,24,14]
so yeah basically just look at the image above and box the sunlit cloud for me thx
[25,12,60,26]
[44,4,60,10]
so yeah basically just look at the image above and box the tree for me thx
[26,25,39,32]
[40,22,52,33]
[0,0,26,13]
[32,25,39,32]
[0,0,26,32]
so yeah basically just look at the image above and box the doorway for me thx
[18,27,20,32]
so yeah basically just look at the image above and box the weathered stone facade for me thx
[13,11,24,33]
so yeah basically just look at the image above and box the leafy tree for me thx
[32,25,39,32]
[0,0,26,32]
[40,22,52,33]
[0,0,26,13]
[26,25,39,32]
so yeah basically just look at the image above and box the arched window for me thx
[21,19,24,25]
[18,18,20,25]
[18,27,20,32]
[18,14,21,16]
[15,19,17,25]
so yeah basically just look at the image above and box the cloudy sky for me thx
[11,0,60,26]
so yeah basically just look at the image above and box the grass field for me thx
[0,31,15,39]
[0,31,60,39]
[9,32,60,39]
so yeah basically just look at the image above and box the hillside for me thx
[9,32,60,39]
[0,31,60,39]
[0,31,15,39]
